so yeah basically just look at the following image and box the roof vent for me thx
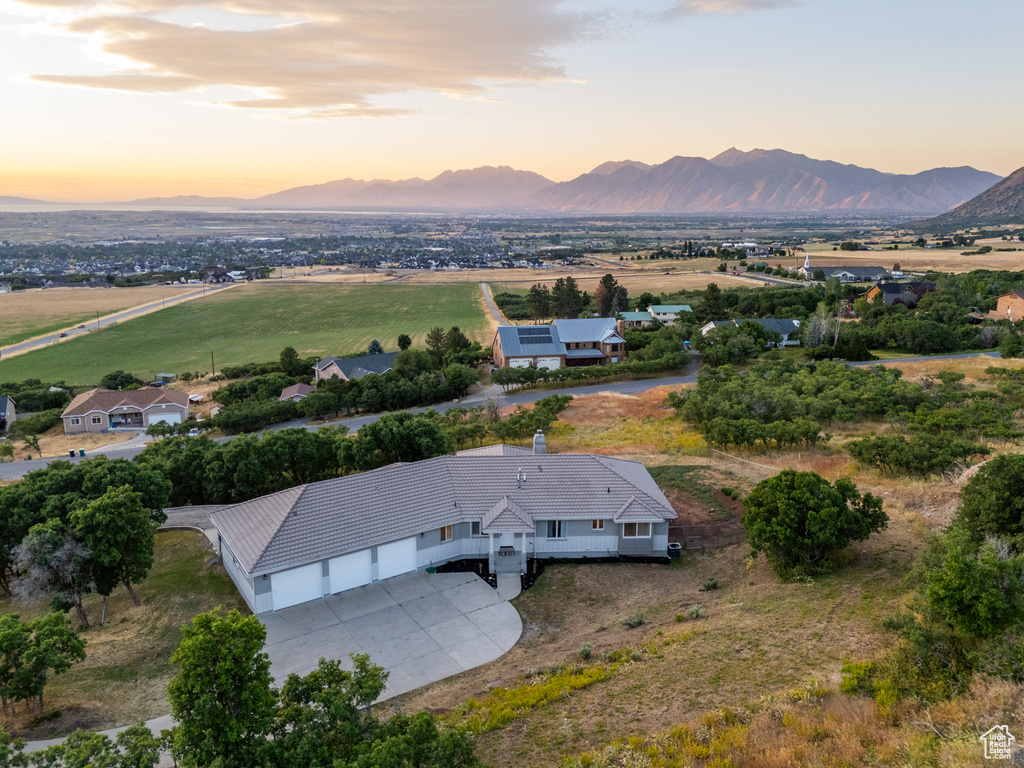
[517,468,526,490]
[533,429,547,455]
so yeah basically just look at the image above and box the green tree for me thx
[99,371,145,390]
[297,389,339,421]
[923,530,1024,638]
[351,413,452,470]
[594,274,619,317]
[526,283,551,320]
[696,283,726,322]
[551,277,583,318]
[279,346,305,378]
[956,453,1024,547]
[14,612,86,716]
[0,614,28,713]
[366,339,385,356]
[396,333,412,351]
[393,350,435,379]
[743,470,887,578]
[443,327,472,362]
[425,327,447,366]
[167,608,276,768]
[71,485,159,611]
[443,363,477,398]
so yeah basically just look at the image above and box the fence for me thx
[673,519,745,551]
[708,448,782,485]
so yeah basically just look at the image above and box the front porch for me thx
[109,411,144,429]
[487,532,529,575]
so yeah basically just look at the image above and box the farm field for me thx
[0,282,489,386]
[492,270,753,297]
[0,284,199,347]
[798,240,1024,273]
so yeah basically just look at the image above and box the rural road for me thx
[480,282,511,326]
[0,283,234,360]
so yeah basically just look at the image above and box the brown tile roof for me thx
[62,387,189,417]
[279,383,316,401]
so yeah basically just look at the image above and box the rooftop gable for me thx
[61,387,189,418]
[552,317,618,343]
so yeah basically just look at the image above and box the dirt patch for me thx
[556,392,675,427]
[662,486,743,526]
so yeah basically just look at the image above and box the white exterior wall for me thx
[533,534,619,556]
[652,533,669,554]
[221,540,256,612]
[417,537,489,568]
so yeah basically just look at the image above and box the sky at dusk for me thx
[1,0,1021,202]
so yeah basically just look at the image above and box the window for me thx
[440,525,453,542]
[611,357,618,364]
[471,521,483,536]
[91,416,102,425]
[623,522,651,538]
[546,520,564,539]
[70,418,81,425]
[592,519,604,531]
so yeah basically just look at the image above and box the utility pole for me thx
[211,351,215,377]
[96,310,100,329]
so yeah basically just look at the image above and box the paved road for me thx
[0,349,1004,481]
[479,282,511,327]
[0,284,234,359]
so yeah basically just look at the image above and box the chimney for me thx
[533,429,546,455]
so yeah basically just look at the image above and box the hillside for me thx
[917,164,1024,229]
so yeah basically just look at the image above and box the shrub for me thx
[621,612,645,629]
[578,642,592,661]
[687,604,704,620]
[6,407,62,438]
[700,577,719,592]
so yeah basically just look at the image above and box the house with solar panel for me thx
[491,318,627,370]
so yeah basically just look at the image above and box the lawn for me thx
[0,530,246,739]
[0,282,489,386]
[0,284,198,348]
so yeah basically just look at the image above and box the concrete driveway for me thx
[260,570,522,699]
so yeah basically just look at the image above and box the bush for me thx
[700,577,719,592]
[6,408,62,438]
[743,470,887,579]
[578,642,592,660]
[621,612,645,629]
[687,604,704,620]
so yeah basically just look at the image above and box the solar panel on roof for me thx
[517,327,551,336]
[521,336,553,345]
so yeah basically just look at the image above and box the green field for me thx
[0,283,489,386]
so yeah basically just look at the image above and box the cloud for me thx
[664,0,799,17]
[17,0,592,116]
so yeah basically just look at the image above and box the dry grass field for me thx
[798,240,1024,273]
[0,284,200,347]
[0,531,246,739]
[494,270,752,296]
[3,424,135,462]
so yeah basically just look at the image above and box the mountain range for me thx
[3,149,1007,216]
[918,165,1024,228]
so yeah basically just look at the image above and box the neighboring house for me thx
[210,402,225,417]
[313,351,400,382]
[201,268,229,284]
[156,373,177,383]
[989,292,1024,322]
[0,283,12,294]
[862,282,936,307]
[803,266,890,283]
[701,318,803,346]
[280,383,316,402]
[61,388,189,434]
[647,305,693,324]
[210,432,676,613]
[617,311,654,330]
[491,318,626,370]
[0,396,15,432]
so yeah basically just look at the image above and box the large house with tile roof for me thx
[491,318,626,370]
[61,388,190,434]
[210,433,675,613]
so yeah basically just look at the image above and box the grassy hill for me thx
[0,282,489,386]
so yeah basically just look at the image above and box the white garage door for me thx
[329,550,372,594]
[377,538,417,581]
[271,563,322,610]
[149,411,182,425]
[508,358,531,368]
[537,357,561,370]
